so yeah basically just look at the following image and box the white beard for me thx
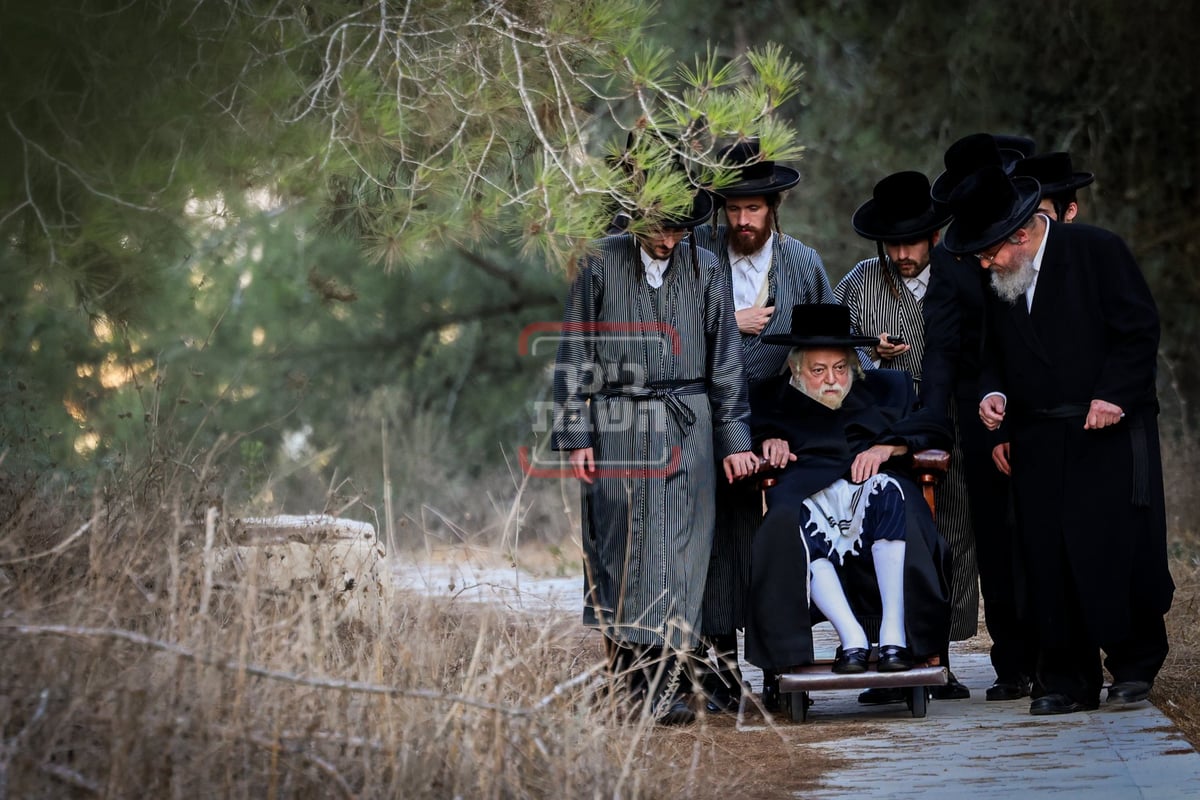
[792,374,851,410]
[990,254,1037,304]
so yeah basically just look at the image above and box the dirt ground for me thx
[414,544,1200,798]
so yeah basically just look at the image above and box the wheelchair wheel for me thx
[787,690,812,722]
[907,686,929,718]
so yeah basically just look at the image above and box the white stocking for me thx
[809,558,868,650]
[872,539,907,647]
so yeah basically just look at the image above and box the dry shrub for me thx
[0,467,833,798]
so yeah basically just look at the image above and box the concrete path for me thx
[391,556,1200,799]
[779,629,1200,799]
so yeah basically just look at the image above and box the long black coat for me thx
[980,221,1174,646]
[743,369,953,673]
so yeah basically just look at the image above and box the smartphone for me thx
[886,334,905,345]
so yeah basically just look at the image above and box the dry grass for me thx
[0,470,846,799]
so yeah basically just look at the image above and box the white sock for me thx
[809,558,868,650]
[872,539,907,647]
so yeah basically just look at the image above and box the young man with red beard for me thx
[690,140,835,713]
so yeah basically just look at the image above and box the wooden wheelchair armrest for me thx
[911,448,950,521]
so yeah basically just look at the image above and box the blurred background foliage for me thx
[1,0,1197,551]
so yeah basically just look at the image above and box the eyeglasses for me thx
[974,238,1010,267]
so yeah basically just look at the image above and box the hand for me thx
[979,395,1006,431]
[850,444,905,483]
[991,442,1011,476]
[875,332,911,361]
[723,451,761,483]
[735,306,774,336]
[1085,398,1124,430]
[568,448,596,484]
[759,438,798,470]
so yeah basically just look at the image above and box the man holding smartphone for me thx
[690,139,836,713]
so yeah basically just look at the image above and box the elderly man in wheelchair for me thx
[739,304,953,717]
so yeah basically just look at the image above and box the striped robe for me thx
[551,234,752,650]
[690,225,836,635]
[835,257,979,641]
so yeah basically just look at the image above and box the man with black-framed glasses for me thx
[945,166,1173,717]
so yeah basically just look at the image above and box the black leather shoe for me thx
[1107,680,1152,705]
[930,671,970,700]
[876,644,914,672]
[858,686,906,705]
[986,676,1032,701]
[656,696,696,725]
[1029,692,1099,715]
[760,674,781,712]
[832,646,871,674]
[704,683,742,714]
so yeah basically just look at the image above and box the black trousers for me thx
[956,394,1037,681]
[1033,535,1169,703]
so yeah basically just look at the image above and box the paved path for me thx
[392,556,1200,799]
[782,630,1200,799]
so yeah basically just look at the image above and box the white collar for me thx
[728,232,773,275]
[639,247,670,288]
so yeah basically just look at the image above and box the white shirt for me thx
[639,248,669,289]
[902,264,932,302]
[1025,213,1051,311]
[728,235,773,310]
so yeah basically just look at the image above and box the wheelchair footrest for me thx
[778,662,948,693]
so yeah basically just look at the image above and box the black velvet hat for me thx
[930,133,1024,204]
[760,303,879,348]
[942,166,1042,256]
[1011,151,1094,195]
[851,171,952,242]
[713,140,802,197]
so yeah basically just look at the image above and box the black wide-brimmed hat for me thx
[942,166,1042,256]
[657,187,715,228]
[930,133,1026,204]
[712,140,801,198]
[992,134,1037,159]
[609,130,716,229]
[851,171,952,242]
[1011,151,1094,195]
[760,303,879,349]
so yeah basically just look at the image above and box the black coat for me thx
[743,369,953,672]
[980,221,1174,646]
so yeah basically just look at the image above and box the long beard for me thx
[989,255,1037,304]
[791,374,851,410]
[729,224,771,256]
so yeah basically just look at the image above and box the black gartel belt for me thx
[596,379,706,432]
[1027,402,1150,507]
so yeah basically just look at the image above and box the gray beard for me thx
[990,255,1037,304]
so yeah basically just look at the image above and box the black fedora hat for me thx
[761,303,879,349]
[852,171,952,242]
[1012,151,1094,195]
[942,166,1042,256]
[930,133,1025,204]
[713,140,801,198]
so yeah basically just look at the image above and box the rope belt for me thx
[1027,403,1150,507]
[596,379,706,433]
